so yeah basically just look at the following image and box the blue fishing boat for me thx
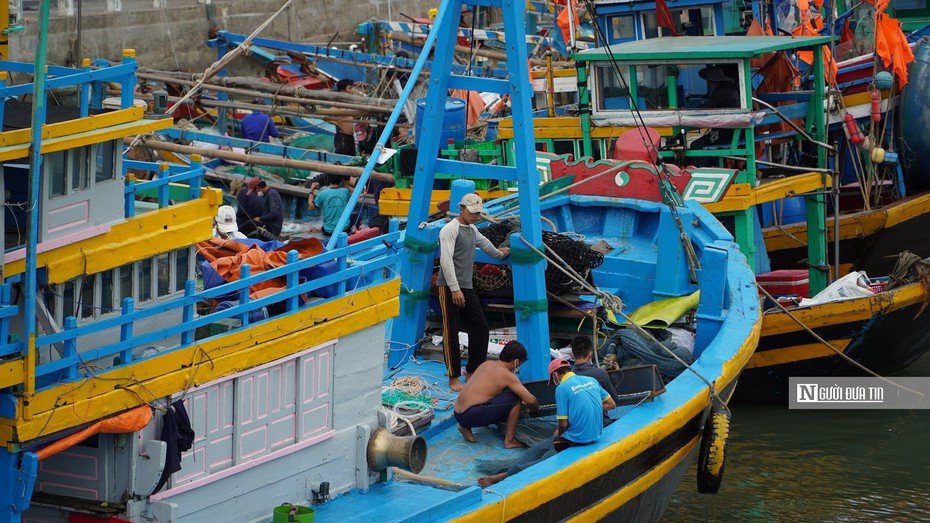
[0,2,759,523]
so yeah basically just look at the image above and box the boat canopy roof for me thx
[576,35,835,62]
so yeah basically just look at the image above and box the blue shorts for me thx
[453,389,520,428]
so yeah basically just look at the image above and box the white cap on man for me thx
[216,205,239,234]
[459,193,498,223]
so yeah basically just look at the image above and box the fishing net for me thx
[472,419,558,475]
[473,263,511,293]
[480,223,606,294]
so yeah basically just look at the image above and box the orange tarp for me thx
[37,406,153,460]
[196,238,325,298]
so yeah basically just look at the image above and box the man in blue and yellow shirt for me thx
[548,358,616,452]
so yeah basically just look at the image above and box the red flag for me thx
[655,0,681,37]
[840,18,853,45]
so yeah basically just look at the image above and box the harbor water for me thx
[664,354,930,521]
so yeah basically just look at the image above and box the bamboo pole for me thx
[122,137,395,182]
[136,72,396,114]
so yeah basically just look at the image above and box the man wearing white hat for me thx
[213,205,247,240]
[438,193,510,392]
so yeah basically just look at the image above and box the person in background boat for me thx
[236,177,265,237]
[249,180,284,241]
[438,193,510,392]
[354,122,379,156]
[213,205,247,240]
[570,335,620,413]
[307,173,357,238]
[241,99,279,143]
[453,340,539,448]
[329,80,358,155]
[548,358,616,452]
[689,65,739,166]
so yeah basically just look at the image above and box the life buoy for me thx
[696,403,731,494]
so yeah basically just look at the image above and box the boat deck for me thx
[383,359,557,486]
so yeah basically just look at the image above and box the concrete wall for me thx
[9,0,428,74]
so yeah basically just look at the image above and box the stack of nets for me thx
[480,223,605,294]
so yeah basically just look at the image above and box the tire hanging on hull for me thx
[697,402,731,494]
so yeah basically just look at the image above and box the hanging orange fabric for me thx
[451,89,486,127]
[747,18,775,68]
[875,13,915,85]
[791,0,837,84]
[37,406,153,460]
[555,0,579,45]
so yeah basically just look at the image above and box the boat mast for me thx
[389,0,550,381]
[24,0,51,425]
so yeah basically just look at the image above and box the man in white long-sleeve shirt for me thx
[438,193,510,392]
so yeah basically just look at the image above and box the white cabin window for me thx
[94,141,117,183]
[70,149,89,191]
[48,152,67,198]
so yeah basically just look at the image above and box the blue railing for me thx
[122,157,205,217]
[27,229,401,389]
[0,50,139,116]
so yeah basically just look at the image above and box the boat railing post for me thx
[120,49,136,110]
[0,284,10,357]
[239,264,251,327]
[124,176,136,218]
[181,280,195,346]
[63,316,78,380]
[0,72,7,128]
[189,154,203,200]
[157,162,169,208]
[285,250,299,312]
[694,245,728,356]
[80,59,90,117]
[655,206,696,297]
[119,297,134,366]
[335,233,348,296]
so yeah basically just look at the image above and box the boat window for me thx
[641,12,659,39]
[94,141,117,183]
[79,276,95,319]
[70,149,89,192]
[47,152,67,198]
[553,140,575,157]
[635,65,670,110]
[156,253,171,297]
[663,7,715,36]
[42,284,56,319]
[175,248,190,293]
[118,264,133,304]
[594,64,632,111]
[101,269,114,314]
[139,258,152,302]
[62,280,76,320]
[608,15,635,43]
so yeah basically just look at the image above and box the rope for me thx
[515,234,723,404]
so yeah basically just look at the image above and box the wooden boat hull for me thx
[736,281,930,403]
[763,191,930,277]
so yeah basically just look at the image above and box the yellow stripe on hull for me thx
[4,188,222,284]
[763,192,930,252]
[566,436,701,523]
[0,280,400,446]
[748,339,853,369]
[751,283,927,370]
